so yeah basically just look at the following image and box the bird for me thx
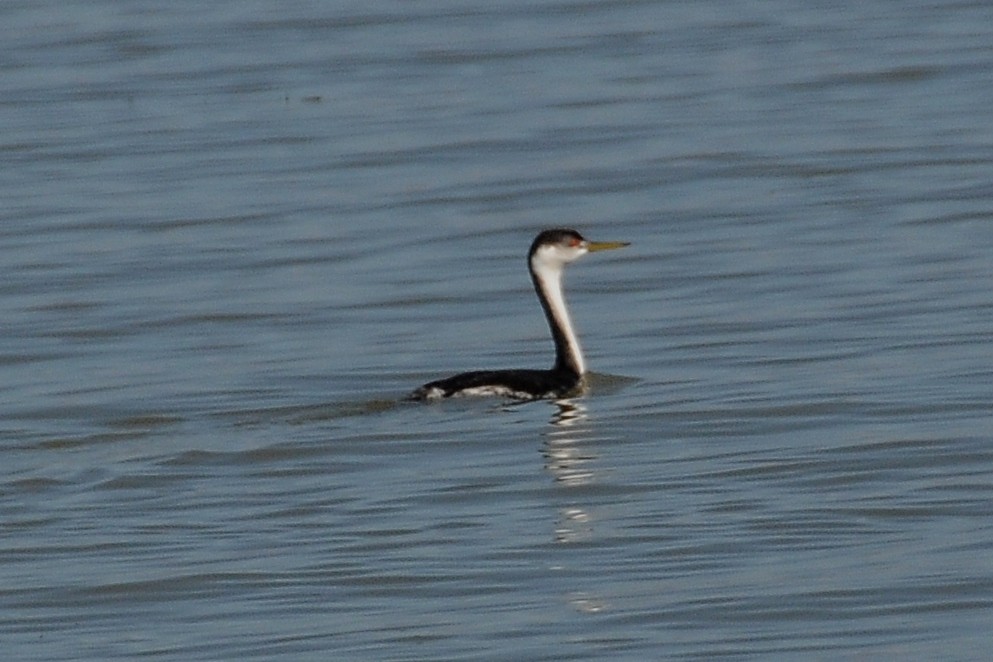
[410,228,628,401]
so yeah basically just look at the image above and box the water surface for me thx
[3,0,993,659]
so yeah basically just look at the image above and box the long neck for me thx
[530,258,585,376]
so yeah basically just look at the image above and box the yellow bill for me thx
[586,240,630,253]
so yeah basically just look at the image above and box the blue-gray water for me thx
[3,1,993,659]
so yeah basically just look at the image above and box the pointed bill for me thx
[586,240,630,253]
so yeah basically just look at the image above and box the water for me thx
[3,0,993,659]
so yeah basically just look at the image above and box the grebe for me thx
[410,228,628,401]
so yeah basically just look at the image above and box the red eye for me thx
[570,237,582,247]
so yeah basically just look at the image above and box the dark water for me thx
[3,0,993,659]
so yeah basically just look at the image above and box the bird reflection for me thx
[543,400,595,486]
[542,400,596,544]
[543,400,608,612]
[549,399,587,427]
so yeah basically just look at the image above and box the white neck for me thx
[530,254,585,375]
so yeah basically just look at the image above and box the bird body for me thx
[410,228,627,401]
